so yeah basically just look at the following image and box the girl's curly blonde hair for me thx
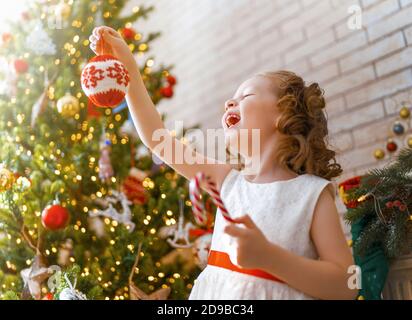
[257,70,342,181]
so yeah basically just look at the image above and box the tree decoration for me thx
[81,55,130,108]
[90,190,135,232]
[374,149,385,160]
[386,139,398,153]
[56,93,80,118]
[98,133,114,182]
[13,59,29,74]
[160,85,173,98]
[20,254,53,300]
[1,32,12,44]
[59,274,87,300]
[192,233,213,269]
[122,168,148,205]
[400,106,411,119]
[31,72,57,127]
[41,200,70,231]
[167,198,195,248]
[0,166,15,192]
[392,122,405,136]
[120,27,136,41]
[25,21,56,56]
[57,239,73,266]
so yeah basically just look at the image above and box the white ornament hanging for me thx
[90,190,135,232]
[167,199,195,248]
[59,274,87,300]
[25,21,56,56]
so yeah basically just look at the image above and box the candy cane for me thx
[189,172,236,225]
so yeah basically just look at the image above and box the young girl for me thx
[89,27,358,300]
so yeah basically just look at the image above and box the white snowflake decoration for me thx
[25,22,56,56]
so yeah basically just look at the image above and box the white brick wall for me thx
[128,0,412,217]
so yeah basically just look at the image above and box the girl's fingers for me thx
[89,35,97,44]
[92,27,101,39]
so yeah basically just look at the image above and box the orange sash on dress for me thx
[207,250,284,283]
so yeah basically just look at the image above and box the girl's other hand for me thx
[89,26,135,68]
[224,215,271,270]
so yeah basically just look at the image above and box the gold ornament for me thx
[374,149,385,160]
[57,93,79,118]
[56,2,71,20]
[399,106,410,119]
[347,240,353,247]
[407,136,412,148]
[0,167,15,192]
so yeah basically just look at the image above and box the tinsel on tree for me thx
[344,148,412,259]
[0,0,211,300]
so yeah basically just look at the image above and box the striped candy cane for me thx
[189,172,236,225]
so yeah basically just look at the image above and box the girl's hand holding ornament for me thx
[89,26,136,70]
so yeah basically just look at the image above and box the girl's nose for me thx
[225,99,238,111]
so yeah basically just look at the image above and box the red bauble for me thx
[14,59,29,74]
[386,140,398,152]
[41,204,70,230]
[122,169,147,205]
[81,55,130,108]
[166,75,177,86]
[2,33,12,44]
[160,86,174,98]
[120,27,136,40]
[42,293,54,300]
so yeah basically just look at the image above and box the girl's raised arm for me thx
[89,26,231,190]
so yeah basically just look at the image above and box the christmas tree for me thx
[0,0,208,300]
[339,147,412,299]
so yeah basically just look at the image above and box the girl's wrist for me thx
[259,241,279,271]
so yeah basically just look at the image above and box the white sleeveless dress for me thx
[189,169,335,300]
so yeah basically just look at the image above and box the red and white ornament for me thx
[122,168,148,205]
[189,172,235,225]
[41,201,70,230]
[81,55,130,108]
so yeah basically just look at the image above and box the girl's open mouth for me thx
[225,113,241,128]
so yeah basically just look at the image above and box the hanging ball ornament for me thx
[160,86,174,98]
[407,136,412,148]
[166,75,177,86]
[374,149,385,160]
[41,200,70,231]
[57,93,80,118]
[120,27,136,41]
[392,121,405,136]
[14,59,29,74]
[0,167,15,192]
[386,139,398,153]
[81,55,130,108]
[399,106,411,119]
